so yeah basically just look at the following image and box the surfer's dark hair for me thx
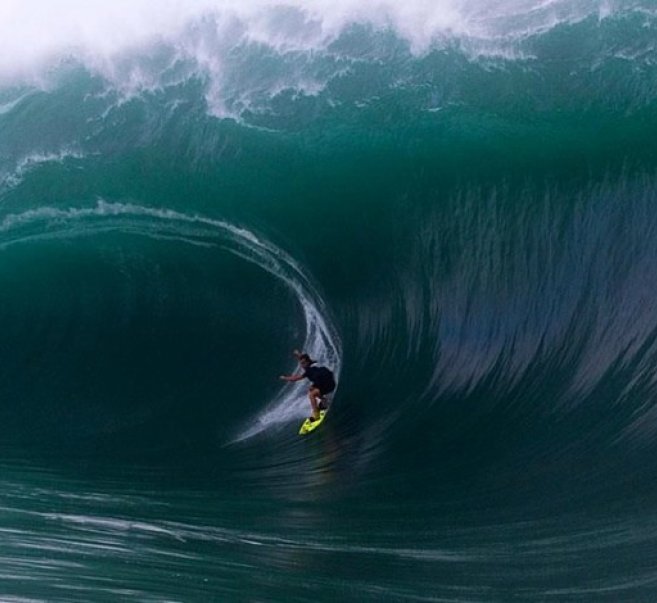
[299,353,316,364]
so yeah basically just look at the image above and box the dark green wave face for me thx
[1,2,657,601]
[0,228,302,448]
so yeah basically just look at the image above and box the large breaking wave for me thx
[2,1,657,600]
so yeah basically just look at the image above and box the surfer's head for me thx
[298,353,316,367]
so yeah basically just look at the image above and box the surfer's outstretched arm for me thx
[280,374,304,382]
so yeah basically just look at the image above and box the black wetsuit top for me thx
[303,365,336,395]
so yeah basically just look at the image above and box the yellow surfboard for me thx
[298,410,327,435]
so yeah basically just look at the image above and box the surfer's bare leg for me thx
[308,387,321,420]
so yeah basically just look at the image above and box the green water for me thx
[1,3,657,600]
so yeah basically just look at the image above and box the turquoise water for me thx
[2,2,657,600]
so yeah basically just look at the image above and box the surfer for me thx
[280,349,336,422]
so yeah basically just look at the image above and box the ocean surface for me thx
[1,1,657,600]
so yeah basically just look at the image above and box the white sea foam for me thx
[0,200,342,440]
[0,1,625,93]
[0,91,35,115]
[1,149,85,191]
[0,1,639,120]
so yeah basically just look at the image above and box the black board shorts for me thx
[310,380,335,396]
[305,366,336,396]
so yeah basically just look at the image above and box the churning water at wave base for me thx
[1,0,657,600]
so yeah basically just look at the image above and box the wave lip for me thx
[1,1,647,119]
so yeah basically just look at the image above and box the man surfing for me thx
[280,349,336,422]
